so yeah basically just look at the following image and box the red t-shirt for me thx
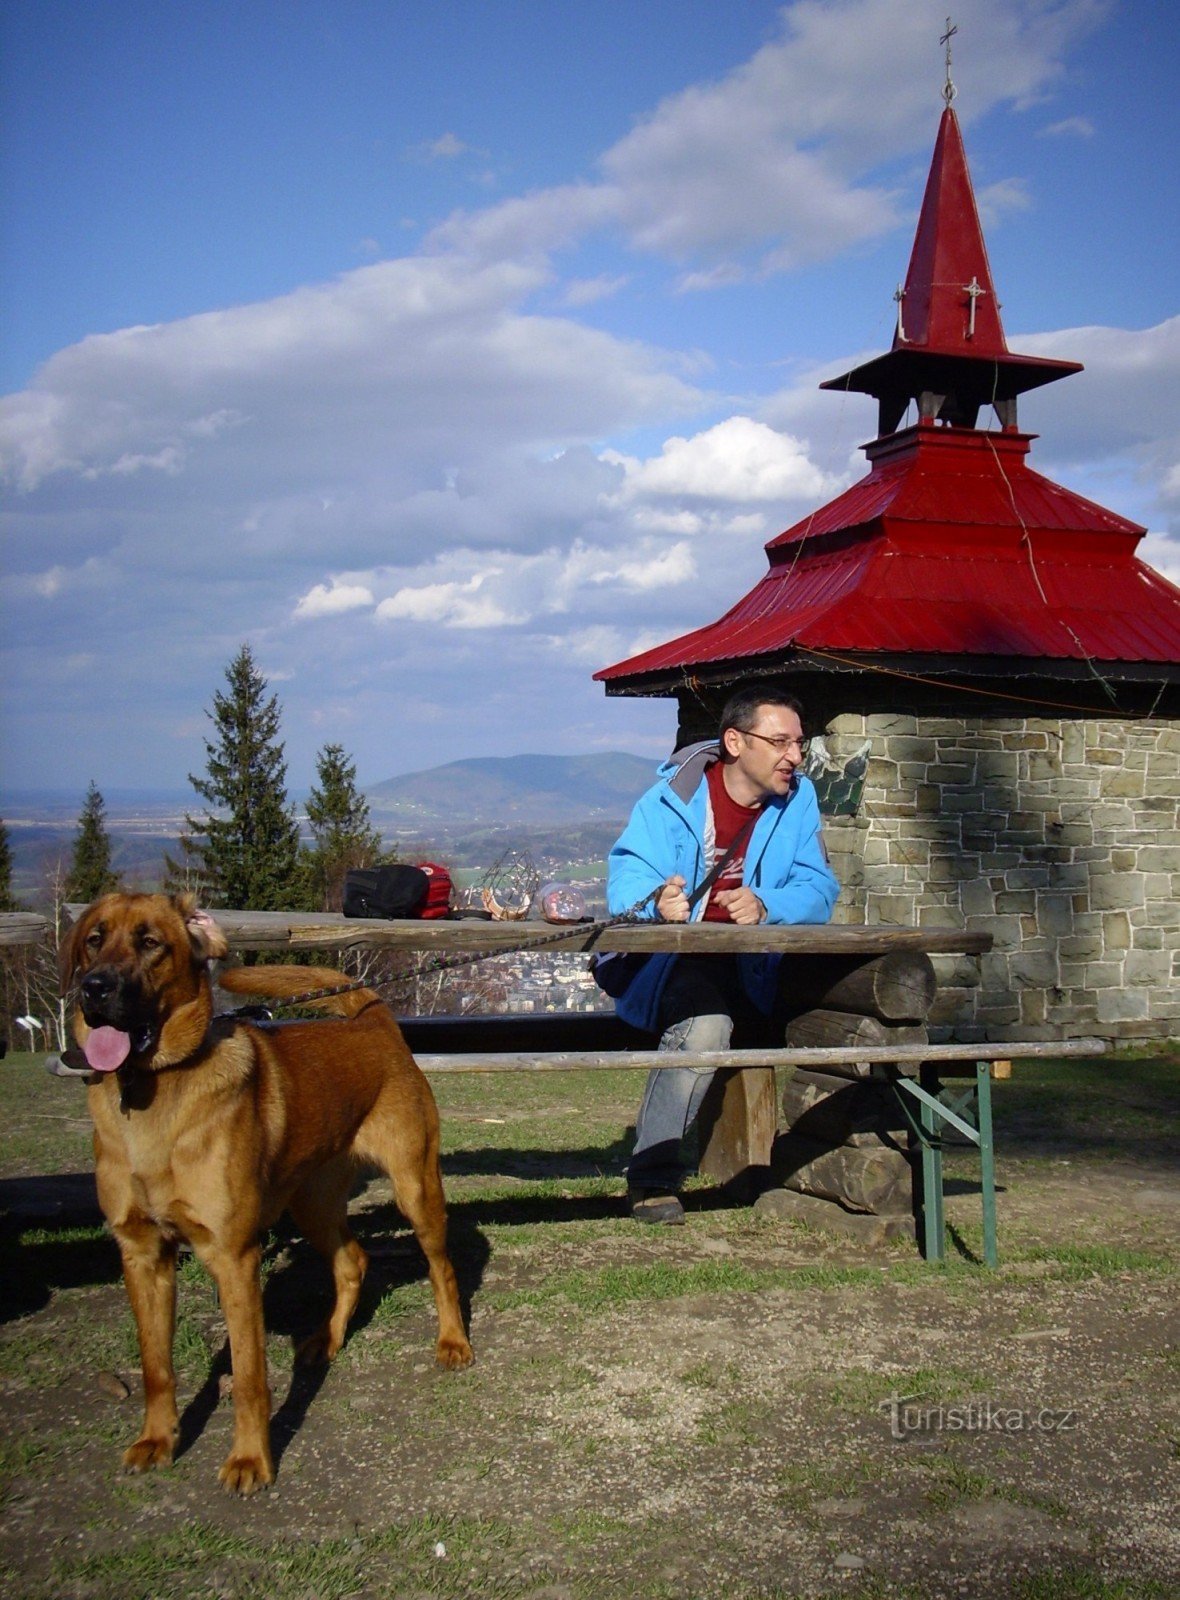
[702,761,761,922]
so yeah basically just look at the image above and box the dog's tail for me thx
[217,966,378,1020]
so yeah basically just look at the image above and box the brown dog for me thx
[61,891,472,1495]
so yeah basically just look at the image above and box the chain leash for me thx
[225,887,663,1017]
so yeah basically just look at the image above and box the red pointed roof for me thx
[820,108,1079,432]
[895,105,1007,355]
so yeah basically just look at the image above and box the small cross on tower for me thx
[941,17,958,107]
[963,274,986,339]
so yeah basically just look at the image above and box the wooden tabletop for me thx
[164,908,993,957]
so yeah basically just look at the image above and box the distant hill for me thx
[366,751,656,829]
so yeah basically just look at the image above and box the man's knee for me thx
[660,1011,733,1056]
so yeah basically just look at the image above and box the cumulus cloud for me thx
[376,571,524,629]
[603,416,838,505]
[1016,316,1180,534]
[431,0,1106,280]
[294,580,375,619]
[0,0,1163,790]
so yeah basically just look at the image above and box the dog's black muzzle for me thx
[79,968,154,1051]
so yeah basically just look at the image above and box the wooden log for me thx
[697,1067,777,1192]
[410,1037,1107,1074]
[784,1010,928,1050]
[772,1132,912,1215]
[0,912,51,948]
[781,950,937,1022]
[67,903,992,958]
[781,1071,908,1146]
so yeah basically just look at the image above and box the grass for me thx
[20,1514,532,1600]
[2,1044,1178,1599]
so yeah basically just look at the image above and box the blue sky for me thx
[1,0,1177,793]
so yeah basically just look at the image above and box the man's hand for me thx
[712,887,766,925]
[656,875,690,922]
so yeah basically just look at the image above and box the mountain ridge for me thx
[366,750,656,829]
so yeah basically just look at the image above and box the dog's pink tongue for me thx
[83,1026,132,1073]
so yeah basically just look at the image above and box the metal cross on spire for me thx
[941,16,958,106]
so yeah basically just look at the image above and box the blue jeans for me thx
[627,958,742,1194]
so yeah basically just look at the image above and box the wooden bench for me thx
[395,1018,1107,1266]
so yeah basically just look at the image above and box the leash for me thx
[225,886,665,1016]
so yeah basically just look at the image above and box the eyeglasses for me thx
[740,729,810,757]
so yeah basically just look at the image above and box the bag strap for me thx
[684,806,760,914]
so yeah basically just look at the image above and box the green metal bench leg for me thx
[976,1062,998,1268]
[918,1063,945,1263]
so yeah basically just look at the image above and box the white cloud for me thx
[1016,316,1180,532]
[375,571,524,629]
[427,132,470,160]
[604,416,837,504]
[1,0,1160,792]
[975,176,1032,228]
[294,580,375,620]
[562,274,630,307]
[430,0,1106,281]
[1139,531,1180,586]
[1040,115,1095,138]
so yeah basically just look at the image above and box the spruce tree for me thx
[0,817,19,911]
[301,743,387,909]
[173,645,302,909]
[64,782,120,903]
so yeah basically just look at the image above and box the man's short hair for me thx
[718,682,804,740]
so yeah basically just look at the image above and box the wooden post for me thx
[696,1066,777,1195]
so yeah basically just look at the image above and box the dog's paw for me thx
[122,1434,175,1474]
[218,1451,275,1495]
[294,1325,339,1367]
[435,1335,474,1370]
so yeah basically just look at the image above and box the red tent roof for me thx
[595,426,1180,685]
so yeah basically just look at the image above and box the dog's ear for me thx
[175,897,228,964]
[59,906,94,989]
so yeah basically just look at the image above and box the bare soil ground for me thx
[1,1050,1177,1600]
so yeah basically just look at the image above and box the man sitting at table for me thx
[604,682,840,1225]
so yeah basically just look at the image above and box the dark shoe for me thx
[627,1187,685,1226]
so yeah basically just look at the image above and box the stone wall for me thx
[820,714,1180,1042]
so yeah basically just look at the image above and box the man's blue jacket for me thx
[605,742,840,1033]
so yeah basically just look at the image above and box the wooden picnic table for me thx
[196,911,1007,1239]
[40,904,1095,1263]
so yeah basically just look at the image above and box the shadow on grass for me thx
[1,1201,120,1323]
[440,1130,632,1183]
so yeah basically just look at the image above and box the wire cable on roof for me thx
[796,645,1170,720]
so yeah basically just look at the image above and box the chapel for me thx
[595,74,1180,1041]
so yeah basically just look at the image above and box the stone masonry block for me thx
[1123,950,1173,986]
[1097,989,1150,1022]
[1101,913,1132,951]
[1084,962,1125,989]
[1089,874,1145,910]
[928,763,975,785]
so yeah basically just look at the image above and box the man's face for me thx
[721,703,807,806]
